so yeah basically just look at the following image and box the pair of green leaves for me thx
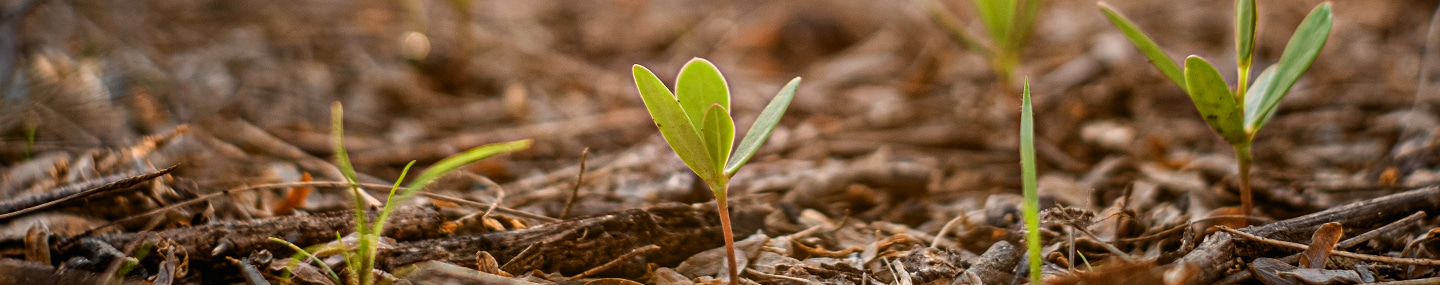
[1099,1,1332,144]
[632,58,800,192]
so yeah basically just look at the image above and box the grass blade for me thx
[1243,65,1279,133]
[1098,2,1187,92]
[1008,0,1044,51]
[634,64,717,181]
[918,0,989,56]
[1248,3,1331,133]
[725,77,799,177]
[1019,80,1041,283]
[270,237,342,284]
[700,103,734,182]
[1183,56,1246,144]
[676,58,731,132]
[974,0,1017,45]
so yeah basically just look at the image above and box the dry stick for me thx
[1371,277,1440,285]
[1214,211,1429,285]
[460,171,507,222]
[560,147,590,219]
[1217,226,1440,266]
[419,192,559,223]
[204,119,383,206]
[567,244,660,279]
[0,165,177,221]
[1179,184,1440,285]
[1110,215,1274,244]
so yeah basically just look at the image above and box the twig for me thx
[567,244,660,279]
[1217,226,1440,266]
[1370,277,1440,285]
[460,171,507,221]
[420,192,559,223]
[0,165,177,221]
[744,268,812,283]
[1111,215,1272,244]
[560,147,590,219]
[1214,211,1429,285]
[930,213,966,248]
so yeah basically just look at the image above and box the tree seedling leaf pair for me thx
[632,58,799,284]
[1099,0,1333,219]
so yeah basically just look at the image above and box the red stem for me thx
[717,197,739,285]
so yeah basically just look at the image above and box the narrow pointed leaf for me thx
[676,58,731,131]
[1183,56,1246,144]
[1243,65,1279,133]
[700,103,734,181]
[1248,3,1331,134]
[1236,0,1257,70]
[1098,2,1187,92]
[1019,80,1042,283]
[634,65,716,181]
[974,0,1017,45]
[726,77,799,176]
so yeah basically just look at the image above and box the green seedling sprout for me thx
[919,0,1044,84]
[1019,80,1042,283]
[1099,0,1332,219]
[632,58,799,285]
[328,102,530,285]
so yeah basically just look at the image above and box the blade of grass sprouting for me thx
[369,161,415,235]
[634,65,717,181]
[918,0,990,56]
[1183,56,1247,144]
[1243,65,1279,134]
[1007,0,1044,52]
[1248,3,1331,134]
[374,139,531,234]
[676,58,731,132]
[1098,2,1187,92]
[974,0,1018,45]
[725,77,799,177]
[271,237,341,284]
[331,102,371,267]
[700,104,734,182]
[1236,0,1256,71]
[1019,80,1041,283]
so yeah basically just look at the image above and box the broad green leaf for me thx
[700,103,734,182]
[1249,3,1331,134]
[974,0,1017,45]
[1183,56,1246,144]
[634,65,717,181]
[1243,65,1279,134]
[1018,80,1041,283]
[1098,2,1187,92]
[1235,0,1256,70]
[676,58,731,131]
[726,77,800,177]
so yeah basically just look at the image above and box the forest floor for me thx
[2,0,1440,284]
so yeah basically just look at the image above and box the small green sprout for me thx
[1019,80,1042,282]
[632,58,799,285]
[329,102,531,285]
[1099,0,1333,219]
[919,0,1044,83]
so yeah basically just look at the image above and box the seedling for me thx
[919,0,1044,84]
[1019,80,1042,282]
[304,102,530,285]
[632,58,799,284]
[1099,0,1333,219]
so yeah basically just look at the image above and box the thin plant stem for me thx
[1234,142,1254,222]
[715,189,739,285]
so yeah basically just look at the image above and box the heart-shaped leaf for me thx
[1183,56,1246,144]
[1099,2,1187,92]
[677,58,731,133]
[634,64,717,181]
[1246,3,1332,134]
[725,77,800,177]
[700,103,734,184]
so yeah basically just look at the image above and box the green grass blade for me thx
[331,103,370,262]
[379,139,531,231]
[1243,65,1279,134]
[917,0,990,56]
[1098,2,1187,92]
[634,64,717,181]
[1007,0,1044,52]
[676,58,731,132]
[1235,0,1256,70]
[370,161,415,235]
[974,0,1017,45]
[1248,3,1332,134]
[270,237,342,284]
[725,77,799,177]
[1183,56,1247,144]
[1019,80,1041,283]
[700,103,734,183]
